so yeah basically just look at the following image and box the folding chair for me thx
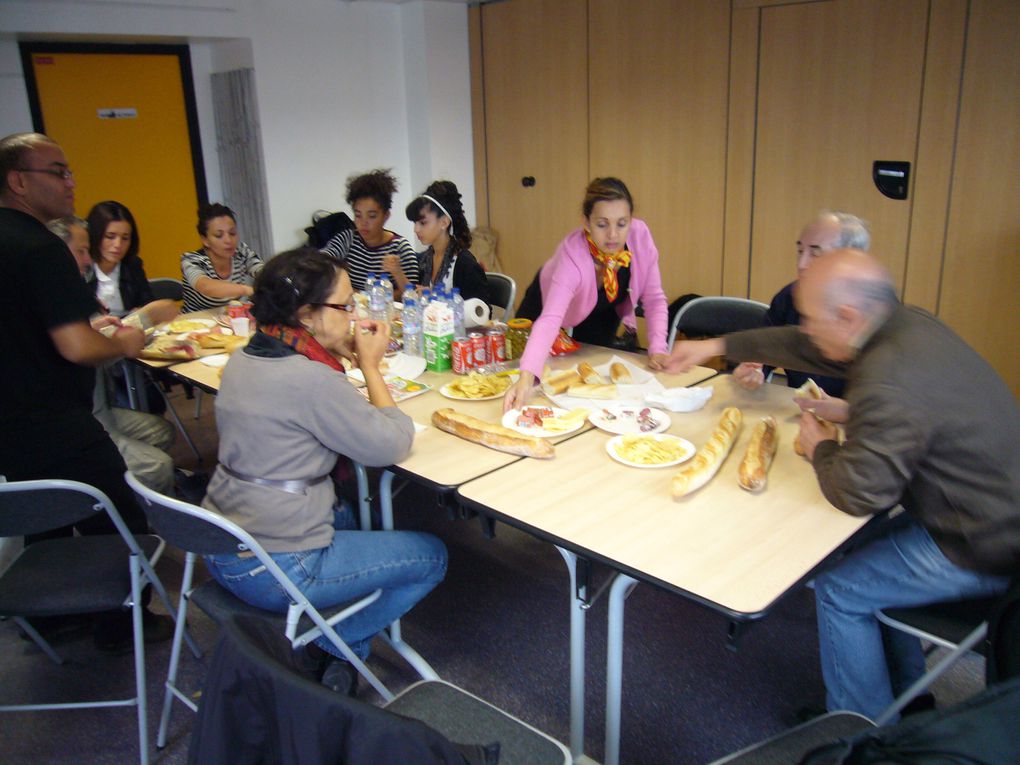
[124,471,397,750]
[0,478,183,765]
[147,277,184,302]
[485,271,517,321]
[189,613,572,765]
[872,578,1017,725]
[666,295,769,348]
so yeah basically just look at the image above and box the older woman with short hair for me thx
[202,247,447,692]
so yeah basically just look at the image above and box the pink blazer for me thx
[519,218,669,378]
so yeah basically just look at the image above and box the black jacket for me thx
[89,256,154,313]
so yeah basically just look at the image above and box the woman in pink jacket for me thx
[504,177,670,411]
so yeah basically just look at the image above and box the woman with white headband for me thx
[404,180,490,304]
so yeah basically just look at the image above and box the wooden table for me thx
[457,375,875,764]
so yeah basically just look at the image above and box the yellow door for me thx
[479,0,589,297]
[23,43,206,280]
[749,0,929,301]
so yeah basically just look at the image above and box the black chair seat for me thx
[387,680,571,765]
[0,534,162,617]
[190,578,359,632]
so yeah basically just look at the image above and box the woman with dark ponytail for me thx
[405,180,490,304]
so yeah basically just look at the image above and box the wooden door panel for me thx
[939,0,1020,398]
[481,0,589,296]
[589,0,730,301]
[751,0,928,302]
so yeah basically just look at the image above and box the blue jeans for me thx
[205,506,447,661]
[814,517,1009,720]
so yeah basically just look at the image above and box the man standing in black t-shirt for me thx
[1,132,171,648]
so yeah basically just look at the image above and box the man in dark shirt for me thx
[1,132,169,647]
[733,211,870,397]
[665,249,1018,720]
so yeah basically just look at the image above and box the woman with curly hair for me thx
[321,168,420,292]
[404,179,490,304]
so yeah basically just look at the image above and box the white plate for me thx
[347,352,427,383]
[198,354,230,368]
[439,373,518,401]
[501,407,584,438]
[588,406,670,435]
[605,434,696,469]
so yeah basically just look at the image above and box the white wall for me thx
[0,0,475,252]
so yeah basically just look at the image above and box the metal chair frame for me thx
[0,478,190,765]
[666,295,769,348]
[124,471,396,749]
[485,271,517,321]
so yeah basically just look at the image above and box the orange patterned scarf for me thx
[586,235,631,302]
[259,324,345,373]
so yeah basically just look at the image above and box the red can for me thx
[227,301,247,319]
[451,337,473,374]
[487,327,507,365]
[468,331,488,367]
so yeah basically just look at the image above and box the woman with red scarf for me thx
[202,248,447,694]
[504,177,670,411]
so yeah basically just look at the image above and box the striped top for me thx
[320,228,420,292]
[180,242,264,313]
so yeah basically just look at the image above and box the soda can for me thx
[451,337,473,374]
[468,331,488,367]
[487,327,507,365]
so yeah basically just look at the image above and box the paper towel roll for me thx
[464,298,491,328]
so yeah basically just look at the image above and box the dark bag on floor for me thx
[798,674,1020,764]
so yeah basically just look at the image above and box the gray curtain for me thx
[211,68,272,258]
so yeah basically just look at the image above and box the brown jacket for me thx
[726,305,1020,576]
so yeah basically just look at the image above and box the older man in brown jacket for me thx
[666,249,1020,720]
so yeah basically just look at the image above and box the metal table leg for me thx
[554,546,588,763]
[605,573,638,765]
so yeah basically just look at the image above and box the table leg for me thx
[378,469,439,681]
[605,573,638,765]
[554,546,588,763]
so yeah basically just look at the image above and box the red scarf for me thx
[586,235,631,302]
[259,324,345,374]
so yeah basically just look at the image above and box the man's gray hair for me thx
[47,216,88,244]
[824,275,898,318]
[824,210,871,251]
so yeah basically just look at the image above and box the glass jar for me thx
[506,318,533,360]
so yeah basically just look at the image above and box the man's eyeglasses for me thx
[17,167,74,181]
[312,302,356,314]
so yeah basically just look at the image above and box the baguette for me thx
[566,383,618,400]
[738,416,779,493]
[794,378,824,456]
[432,408,555,459]
[609,362,632,383]
[577,362,604,384]
[541,367,582,396]
[671,407,743,498]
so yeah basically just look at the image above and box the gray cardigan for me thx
[204,350,414,552]
[726,305,1020,576]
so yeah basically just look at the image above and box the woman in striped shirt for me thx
[181,203,264,313]
[320,169,419,293]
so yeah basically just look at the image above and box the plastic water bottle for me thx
[451,287,466,338]
[368,276,388,322]
[402,296,423,358]
[381,275,394,320]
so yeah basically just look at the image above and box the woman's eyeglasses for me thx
[312,302,356,314]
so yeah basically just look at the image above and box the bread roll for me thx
[432,408,555,459]
[794,378,824,455]
[577,362,604,384]
[738,416,778,492]
[671,407,743,498]
[541,368,582,396]
[566,383,618,400]
[609,362,632,383]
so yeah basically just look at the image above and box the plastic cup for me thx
[230,316,251,336]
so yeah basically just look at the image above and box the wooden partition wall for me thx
[472,0,1020,398]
